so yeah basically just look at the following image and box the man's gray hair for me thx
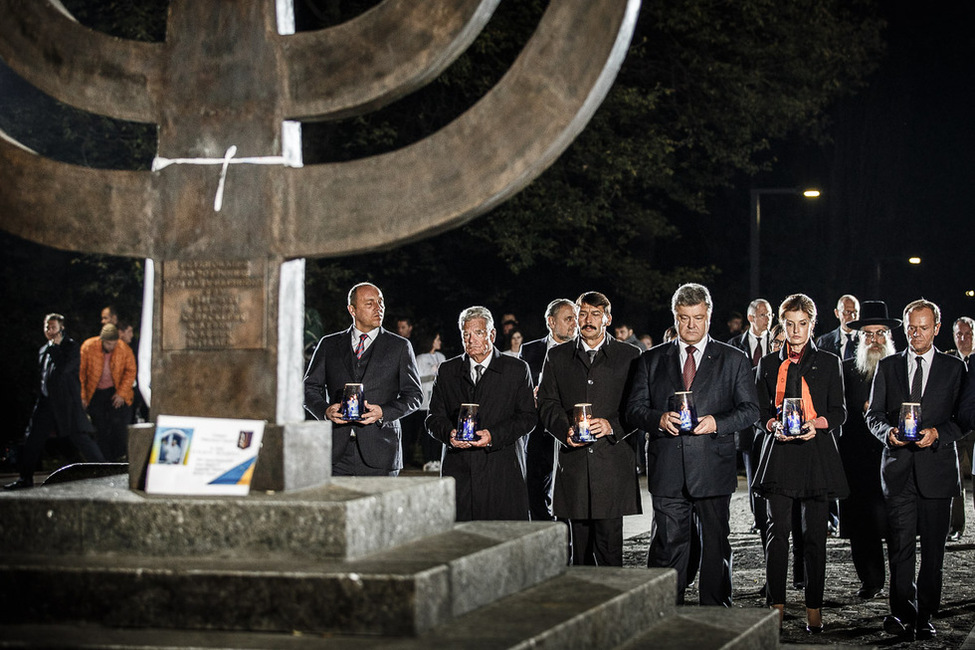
[545,298,576,321]
[747,298,770,316]
[903,298,941,325]
[836,294,859,311]
[458,306,495,332]
[671,283,713,314]
[953,316,975,332]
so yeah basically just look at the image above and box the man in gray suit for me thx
[303,282,422,476]
[626,283,759,606]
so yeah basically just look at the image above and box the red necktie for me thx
[683,345,697,390]
[354,333,368,359]
[751,339,762,367]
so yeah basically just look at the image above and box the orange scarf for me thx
[774,343,818,421]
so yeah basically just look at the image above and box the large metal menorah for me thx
[0,0,639,424]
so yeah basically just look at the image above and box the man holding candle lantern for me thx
[625,283,759,607]
[537,291,643,566]
[865,299,967,640]
[425,306,536,521]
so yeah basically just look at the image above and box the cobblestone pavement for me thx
[623,481,975,648]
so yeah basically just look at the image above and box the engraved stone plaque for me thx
[161,259,267,350]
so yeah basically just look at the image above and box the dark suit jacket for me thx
[537,335,642,519]
[35,337,94,437]
[865,349,965,498]
[303,326,422,471]
[426,349,536,520]
[815,326,856,358]
[626,338,759,498]
[519,337,549,386]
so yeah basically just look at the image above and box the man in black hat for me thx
[839,301,900,600]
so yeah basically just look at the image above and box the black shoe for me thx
[915,618,936,640]
[857,584,883,599]
[3,478,34,490]
[883,615,912,638]
[806,624,824,634]
[793,580,806,590]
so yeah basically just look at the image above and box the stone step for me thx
[0,475,455,561]
[0,567,678,649]
[0,520,567,637]
[619,606,780,649]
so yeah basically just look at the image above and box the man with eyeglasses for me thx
[816,294,860,360]
[866,299,967,640]
[838,301,899,600]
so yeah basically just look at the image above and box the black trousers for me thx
[649,492,733,606]
[569,517,623,566]
[843,492,887,590]
[19,396,104,480]
[766,493,828,608]
[525,426,556,521]
[88,388,132,462]
[885,475,951,624]
[333,435,399,477]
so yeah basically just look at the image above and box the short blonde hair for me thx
[778,293,817,323]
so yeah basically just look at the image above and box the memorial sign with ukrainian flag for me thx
[146,415,265,496]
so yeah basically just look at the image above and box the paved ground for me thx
[623,476,975,649]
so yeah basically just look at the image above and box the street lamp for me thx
[749,187,822,298]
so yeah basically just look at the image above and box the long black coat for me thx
[426,349,536,521]
[839,359,886,498]
[626,338,760,498]
[537,336,642,519]
[865,349,965,499]
[753,342,849,499]
[303,327,422,471]
[34,337,94,437]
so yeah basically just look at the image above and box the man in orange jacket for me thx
[80,323,137,461]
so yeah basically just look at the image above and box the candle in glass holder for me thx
[342,383,364,421]
[782,397,804,436]
[456,403,480,442]
[572,403,595,443]
[675,391,698,434]
[899,402,921,442]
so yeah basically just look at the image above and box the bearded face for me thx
[854,328,896,379]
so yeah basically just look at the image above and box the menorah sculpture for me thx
[0,0,639,426]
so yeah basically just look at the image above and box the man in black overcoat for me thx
[303,283,422,476]
[519,298,578,521]
[866,299,967,640]
[5,313,104,490]
[626,283,759,606]
[537,291,642,566]
[839,301,899,600]
[426,306,536,521]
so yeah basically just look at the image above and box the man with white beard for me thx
[839,301,900,600]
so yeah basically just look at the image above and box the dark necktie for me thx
[354,333,368,359]
[843,333,855,360]
[474,364,484,385]
[751,338,762,367]
[910,356,923,402]
[683,345,697,390]
[40,345,53,397]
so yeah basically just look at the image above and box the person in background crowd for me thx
[415,329,447,473]
[946,316,974,542]
[639,334,654,350]
[614,323,641,348]
[503,328,524,357]
[80,323,136,461]
[520,298,578,521]
[816,294,860,360]
[4,313,105,490]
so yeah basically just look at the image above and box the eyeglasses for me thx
[860,330,890,341]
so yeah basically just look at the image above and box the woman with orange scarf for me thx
[753,294,848,633]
